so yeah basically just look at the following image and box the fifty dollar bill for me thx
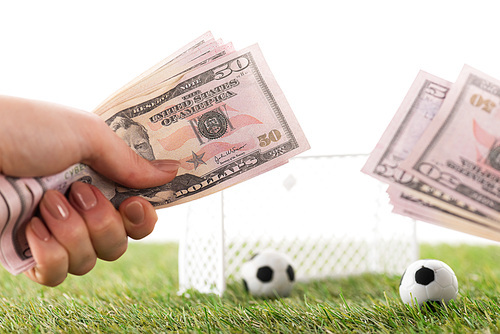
[0,33,309,274]
[363,69,500,240]
[400,65,500,222]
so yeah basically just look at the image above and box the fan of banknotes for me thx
[0,32,310,275]
[363,65,500,242]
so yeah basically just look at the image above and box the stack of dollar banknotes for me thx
[0,32,310,275]
[363,66,500,242]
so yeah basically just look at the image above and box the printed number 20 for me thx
[258,129,282,147]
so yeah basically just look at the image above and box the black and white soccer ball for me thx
[241,249,295,297]
[399,259,458,306]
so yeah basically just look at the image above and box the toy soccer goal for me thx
[178,154,418,296]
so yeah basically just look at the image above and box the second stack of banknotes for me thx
[0,32,310,275]
[363,65,500,242]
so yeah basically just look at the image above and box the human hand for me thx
[0,95,179,286]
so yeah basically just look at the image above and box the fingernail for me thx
[43,191,69,220]
[125,201,145,225]
[70,182,97,211]
[31,218,51,242]
[151,159,180,173]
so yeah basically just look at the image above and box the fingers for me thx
[80,114,180,189]
[119,197,158,240]
[38,190,97,275]
[68,182,128,261]
[24,217,68,287]
[24,183,160,287]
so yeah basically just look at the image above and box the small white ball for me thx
[241,249,295,297]
[399,259,458,306]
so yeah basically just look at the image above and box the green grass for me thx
[0,242,500,333]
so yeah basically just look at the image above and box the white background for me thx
[1,0,500,244]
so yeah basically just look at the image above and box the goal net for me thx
[178,154,418,295]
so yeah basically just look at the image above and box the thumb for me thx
[81,116,180,189]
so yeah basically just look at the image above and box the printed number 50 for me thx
[258,129,282,147]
